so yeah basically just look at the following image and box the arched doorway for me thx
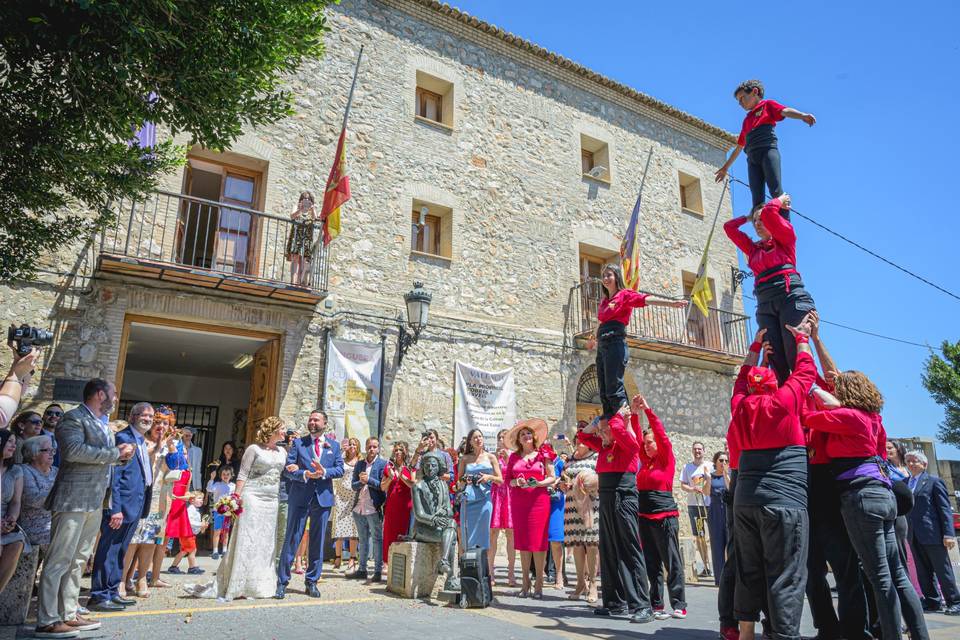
[575,364,639,424]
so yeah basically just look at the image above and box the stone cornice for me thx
[379,0,737,150]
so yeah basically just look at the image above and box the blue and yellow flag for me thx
[620,192,642,291]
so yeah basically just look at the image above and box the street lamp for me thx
[397,281,432,366]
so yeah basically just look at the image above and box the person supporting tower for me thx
[724,194,816,384]
[715,79,816,209]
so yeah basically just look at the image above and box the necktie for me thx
[314,437,321,458]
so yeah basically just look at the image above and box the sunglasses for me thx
[44,411,62,417]
[28,418,43,425]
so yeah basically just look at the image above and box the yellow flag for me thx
[690,226,715,317]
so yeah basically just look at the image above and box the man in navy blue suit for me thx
[275,409,344,599]
[905,450,960,616]
[88,403,154,612]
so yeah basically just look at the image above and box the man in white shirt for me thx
[680,441,713,577]
[181,428,204,491]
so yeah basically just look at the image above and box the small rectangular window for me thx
[579,133,610,182]
[678,171,704,215]
[416,87,443,123]
[411,211,442,256]
[581,150,595,175]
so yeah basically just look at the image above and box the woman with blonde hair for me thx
[286,190,317,286]
[332,436,361,572]
[561,420,600,602]
[503,419,555,599]
[184,416,288,600]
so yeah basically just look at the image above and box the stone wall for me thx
[1,0,743,458]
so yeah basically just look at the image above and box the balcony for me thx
[97,190,328,305]
[567,279,752,366]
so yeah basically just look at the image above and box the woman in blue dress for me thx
[707,451,731,586]
[548,452,566,590]
[457,429,503,552]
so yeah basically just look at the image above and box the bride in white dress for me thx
[184,417,287,600]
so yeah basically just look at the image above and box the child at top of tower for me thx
[715,80,816,210]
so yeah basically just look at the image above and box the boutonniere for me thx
[322,441,331,449]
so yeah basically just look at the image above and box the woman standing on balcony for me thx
[587,264,687,423]
[285,191,316,287]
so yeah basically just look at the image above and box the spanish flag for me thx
[690,225,715,317]
[619,191,642,291]
[320,127,350,245]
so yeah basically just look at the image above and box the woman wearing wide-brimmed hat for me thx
[503,418,555,599]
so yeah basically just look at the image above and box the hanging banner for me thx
[453,362,516,452]
[323,337,382,442]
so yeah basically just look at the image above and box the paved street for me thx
[4,555,960,640]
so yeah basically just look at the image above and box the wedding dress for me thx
[183,444,286,600]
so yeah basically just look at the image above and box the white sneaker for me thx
[672,608,687,619]
[654,609,671,620]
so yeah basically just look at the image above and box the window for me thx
[415,71,454,128]
[579,133,610,181]
[416,87,442,123]
[410,211,442,256]
[410,200,453,259]
[679,171,704,215]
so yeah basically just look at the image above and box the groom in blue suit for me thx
[275,409,344,599]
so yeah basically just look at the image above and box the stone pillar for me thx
[0,546,39,625]
[386,540,442,599]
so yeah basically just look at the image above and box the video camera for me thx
[461,473,485,486]
[8,324,53,357]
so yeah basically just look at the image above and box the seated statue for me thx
[409,451,459,591]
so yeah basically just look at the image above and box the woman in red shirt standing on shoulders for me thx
[805,373,929,640]
[723,194,815,385]
[588,265,686,422]
[632,394,686,621]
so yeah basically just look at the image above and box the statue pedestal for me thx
[386,540,443,599]
[0,546,39,625]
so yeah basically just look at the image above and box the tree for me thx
[922,339,960,447]
[0,0,334,281]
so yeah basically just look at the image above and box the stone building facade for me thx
[3,0,746,517]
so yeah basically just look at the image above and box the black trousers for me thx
[843,487,929,640]
[747,146,783,208]
[734,504,809,640]
[718,493,738,628]
[755,282,816,385]
[598,474,650,610]
[595,336,628,420]
[909,530,960,608]
[639,516,686,611]
[806,502,870,640]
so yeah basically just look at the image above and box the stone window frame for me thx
[408,55,461,132]
[678,170,704,216]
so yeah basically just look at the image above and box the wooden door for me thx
[244,339,280,445]
[214,172,258,276]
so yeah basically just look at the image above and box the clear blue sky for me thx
[448,0,960,458]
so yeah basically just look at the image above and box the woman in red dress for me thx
[381,442,415,563]
[504,419,555,599]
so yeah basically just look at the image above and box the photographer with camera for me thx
[2,325,45,429]
[411,428,453,482]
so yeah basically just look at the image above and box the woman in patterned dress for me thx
[489,428,516,586]
[562,420,600,602]
[332,436,360,572]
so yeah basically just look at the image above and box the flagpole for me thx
[685,179,729,326]
[341,45,364,131]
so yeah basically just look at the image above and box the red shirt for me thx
[802,374,835,465]
[805,407,887,461]
[634,409,679,520]
[597,289,648,326]
[728,350,816,463]
[723,197,798,279]
[577,413,639,474]
[737,99,786,148]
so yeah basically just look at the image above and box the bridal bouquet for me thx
[214,493,244,519]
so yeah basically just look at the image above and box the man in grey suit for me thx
[34,379,135,639]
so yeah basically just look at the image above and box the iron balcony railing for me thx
[567,278,752,360]
[99,190,329,292]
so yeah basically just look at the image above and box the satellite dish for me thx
[587,165,608,179]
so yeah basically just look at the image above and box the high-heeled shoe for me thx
[586,580,599,603]
[568,582,585,600]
